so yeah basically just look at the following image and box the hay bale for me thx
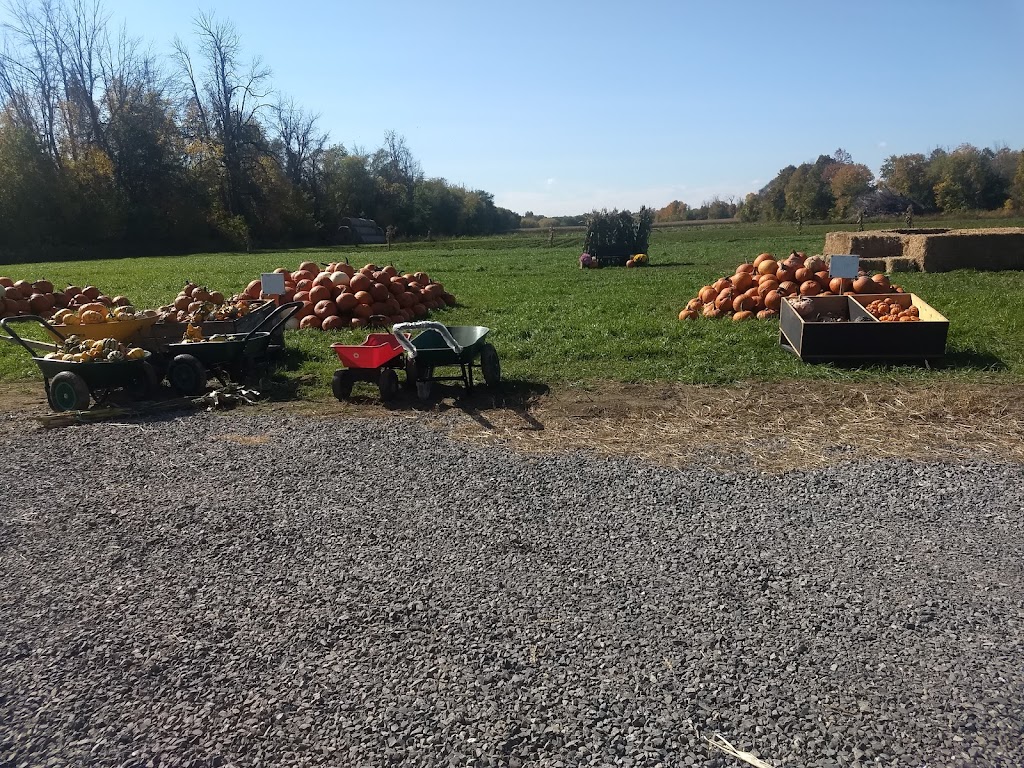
[824,232,906,260]
[889,257,920,273]
[824,227,1024,272]
[920,228,1024,272]
[857,258,888,273]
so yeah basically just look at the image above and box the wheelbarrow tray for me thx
[164,332,272,366]
[148,299,275,346]
[410,325,491,366]
[332,333,406,369]
[32,352,154,388]
[46,315,160,343]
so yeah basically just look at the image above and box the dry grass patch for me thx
[218,433,272,446]
[446,380,1024,471]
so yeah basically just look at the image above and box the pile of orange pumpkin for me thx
[864,297,920,322]
[0,277,130,320]
[237,260,457,330]
[677,251,903,321]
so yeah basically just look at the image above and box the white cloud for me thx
[878,141,888,148]
[545,178,556,186]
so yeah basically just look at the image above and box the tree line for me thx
[649,145,1024,226]
[0,0,520,259]
[737,146,1024,223]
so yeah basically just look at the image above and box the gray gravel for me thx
[1,410,1023,768]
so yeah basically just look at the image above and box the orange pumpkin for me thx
[731,272,755,293]
[799,280,821,296]
[79,310,104,324]
[78,302,108,318]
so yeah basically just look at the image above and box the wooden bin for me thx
[779,293,949,362]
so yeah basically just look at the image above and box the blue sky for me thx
[30,0,1024,215]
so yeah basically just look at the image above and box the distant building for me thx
[336,217,387,245]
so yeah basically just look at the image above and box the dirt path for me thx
[5,377,1022,471]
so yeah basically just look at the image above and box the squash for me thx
[78,302,109,319]
[79,310,104,324]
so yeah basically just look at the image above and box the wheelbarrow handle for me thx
[0,315,62,357]
[392,321,462,359]
[241,300,303,343]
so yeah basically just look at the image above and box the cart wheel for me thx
[168,354,208,396]
[332,369,354,401]
[416,378,434,401]
[47,371,91,412]
[128,361,161,400]
[403,358,420,391]
[480,343,501,387]
[378,368,400,401]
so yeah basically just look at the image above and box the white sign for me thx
[260,272,286,296]
[828,255,859,279]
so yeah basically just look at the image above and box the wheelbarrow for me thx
[148,298,279,351]
[160,301,301,395]
[330,333,411,402]
[1,315,159,412]
[44,313,161,344]
[392,321,500,400]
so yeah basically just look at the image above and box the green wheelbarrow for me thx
[1,315,159,412]
[392,321,500,401]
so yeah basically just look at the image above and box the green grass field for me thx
[3,218,1023,399]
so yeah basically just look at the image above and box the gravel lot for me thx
[2,409,1023,767]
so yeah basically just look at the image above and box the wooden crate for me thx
[779,293,949,362]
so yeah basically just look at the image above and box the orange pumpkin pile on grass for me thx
[0,277,130,320]
[239,261,457,331]
[677,251,902,321]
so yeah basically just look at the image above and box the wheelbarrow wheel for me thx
[480,343,501,387]
[332,369,354,401]
[47,371,91,412]
[416,378,434,401]
[168,354,208,396]
[126,361,160,401]
[378,368,400,401]
[403,358,420,391]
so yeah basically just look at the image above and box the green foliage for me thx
[583,208,653,263]
[828,163,874,218]
[0,119,61,249]
[0,1,520,260]
[1010,154,1024,211]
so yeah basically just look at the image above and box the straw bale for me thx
[825,228,1024,273]
[920,228,1024,272]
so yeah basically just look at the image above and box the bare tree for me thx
[172,11,273,216]
[273,96,325,186]
[0,0,63,164]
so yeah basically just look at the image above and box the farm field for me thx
[2,218,1024,400]
[3,221,1023,768]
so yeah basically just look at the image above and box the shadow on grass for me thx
[930,348,1007,372]
[785,346,1006,373]
[384,378,550,427]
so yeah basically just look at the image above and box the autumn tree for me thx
[1009,153,1024,211]
[880,153,934,210]
[655,200,689,222]
[829,163,874,217]
[173,12,275,242]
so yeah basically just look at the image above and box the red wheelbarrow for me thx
[330,333,411,401]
